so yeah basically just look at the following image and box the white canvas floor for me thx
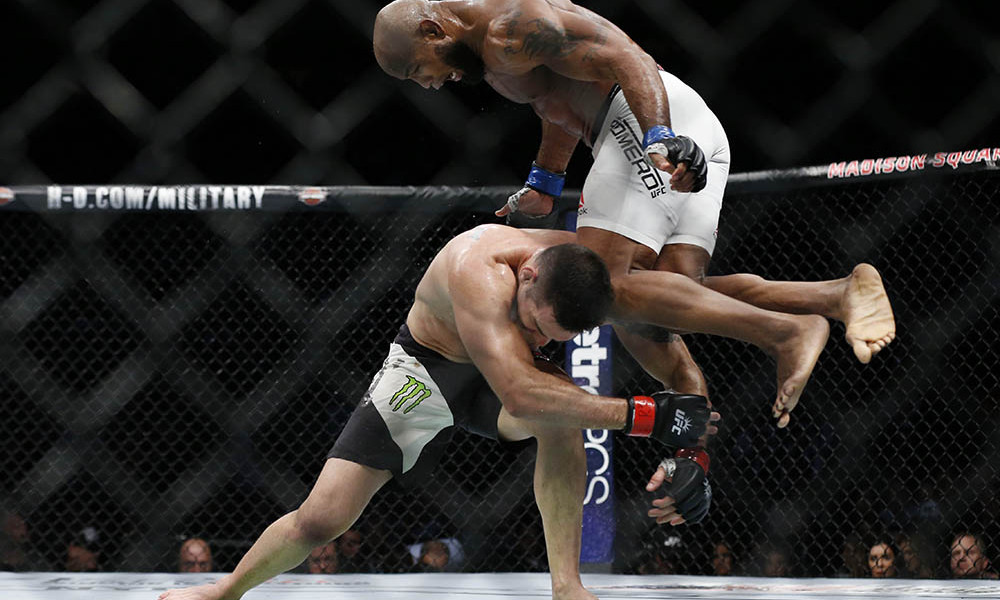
[1,572,998,600]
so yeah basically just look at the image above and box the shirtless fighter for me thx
[372,0,895,432]
[158,225,717,600]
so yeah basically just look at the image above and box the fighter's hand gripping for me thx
[646,448,712,525]
[623,391,711,448]
[495,162,561,228]
[643,126,708,193]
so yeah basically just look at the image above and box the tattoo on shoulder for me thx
[581,31,607,62]
[518,18,586,60]
[503,11,522,55]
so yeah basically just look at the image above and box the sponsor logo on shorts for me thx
[609,119,666,196]
[389,375,432,414]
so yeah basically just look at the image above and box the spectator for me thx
[756,544,792,577]
[336,528,369,573]
[378,541,415,573]
[711,540,738,576]
[1,509,50,571]
[178,537,213,573]
[306,541,338,574]
[895,531,936,579]
[413,539,450,572]
[65,526,102,572]
[950,532,998,579]
[631,528,686,575]
[407,536,465,572]
[867,539,901,578]
[507,523,547,572]
[835,532,868,578]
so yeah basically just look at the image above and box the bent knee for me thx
[292,505,349,546]
[667,262,707,284]
[655,243,711,282]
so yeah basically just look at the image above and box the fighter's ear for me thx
[419,19,446,39]
[518,265,538,285]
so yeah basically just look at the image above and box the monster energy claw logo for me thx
[390,376,432,414]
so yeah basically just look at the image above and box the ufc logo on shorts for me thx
[671,409,692,436]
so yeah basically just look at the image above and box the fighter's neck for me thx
[494,245,543,281]
[434,0,490,50]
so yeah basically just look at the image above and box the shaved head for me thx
[374,0,432,77]
[374,0,486,86]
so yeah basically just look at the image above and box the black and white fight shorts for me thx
[328,323,503,487]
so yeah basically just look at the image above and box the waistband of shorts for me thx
[588,84,621,147]
[590,67,671,146]
[394,323,449,363]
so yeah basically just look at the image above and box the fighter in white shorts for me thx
[580,70,731,257]
[374,0,895,532]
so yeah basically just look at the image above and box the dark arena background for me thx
[1,0,999,595]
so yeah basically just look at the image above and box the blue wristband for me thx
[525,162,566,197]
[642,125,676,149]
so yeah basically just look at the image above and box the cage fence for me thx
[2,164,998,578]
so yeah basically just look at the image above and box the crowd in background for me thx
[2,506,995,579]
[628,527,997,580]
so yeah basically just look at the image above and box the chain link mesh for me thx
[2,0,998,185]
[2,171,998,578]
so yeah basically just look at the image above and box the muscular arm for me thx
[535,118,579,173]
[493,1,670,131]
[449,256,626,429]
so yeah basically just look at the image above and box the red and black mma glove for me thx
[642,126,708,193]
[505,162,563,229]
[625,392,713,523]
[658,447,713,525]
[624,391,710,448]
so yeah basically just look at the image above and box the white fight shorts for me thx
[579,70,731,255]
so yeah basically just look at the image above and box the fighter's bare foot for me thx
[771,314,829,428]
[158,582,229,600]
[552,584,599,600]
[840,263,896,364]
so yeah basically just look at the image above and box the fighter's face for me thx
[405,40,484,89]
[514,286,576,350]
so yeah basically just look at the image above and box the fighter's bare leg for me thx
[703,264,896,363]
[498,409,596,600]
[613,325,706,396]
[578,227,829,427]
[619,243,710,397]
[158,459,390,600]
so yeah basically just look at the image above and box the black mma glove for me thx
[658,448,712,525]
[642,126,708,193]
[624,391,710,448]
